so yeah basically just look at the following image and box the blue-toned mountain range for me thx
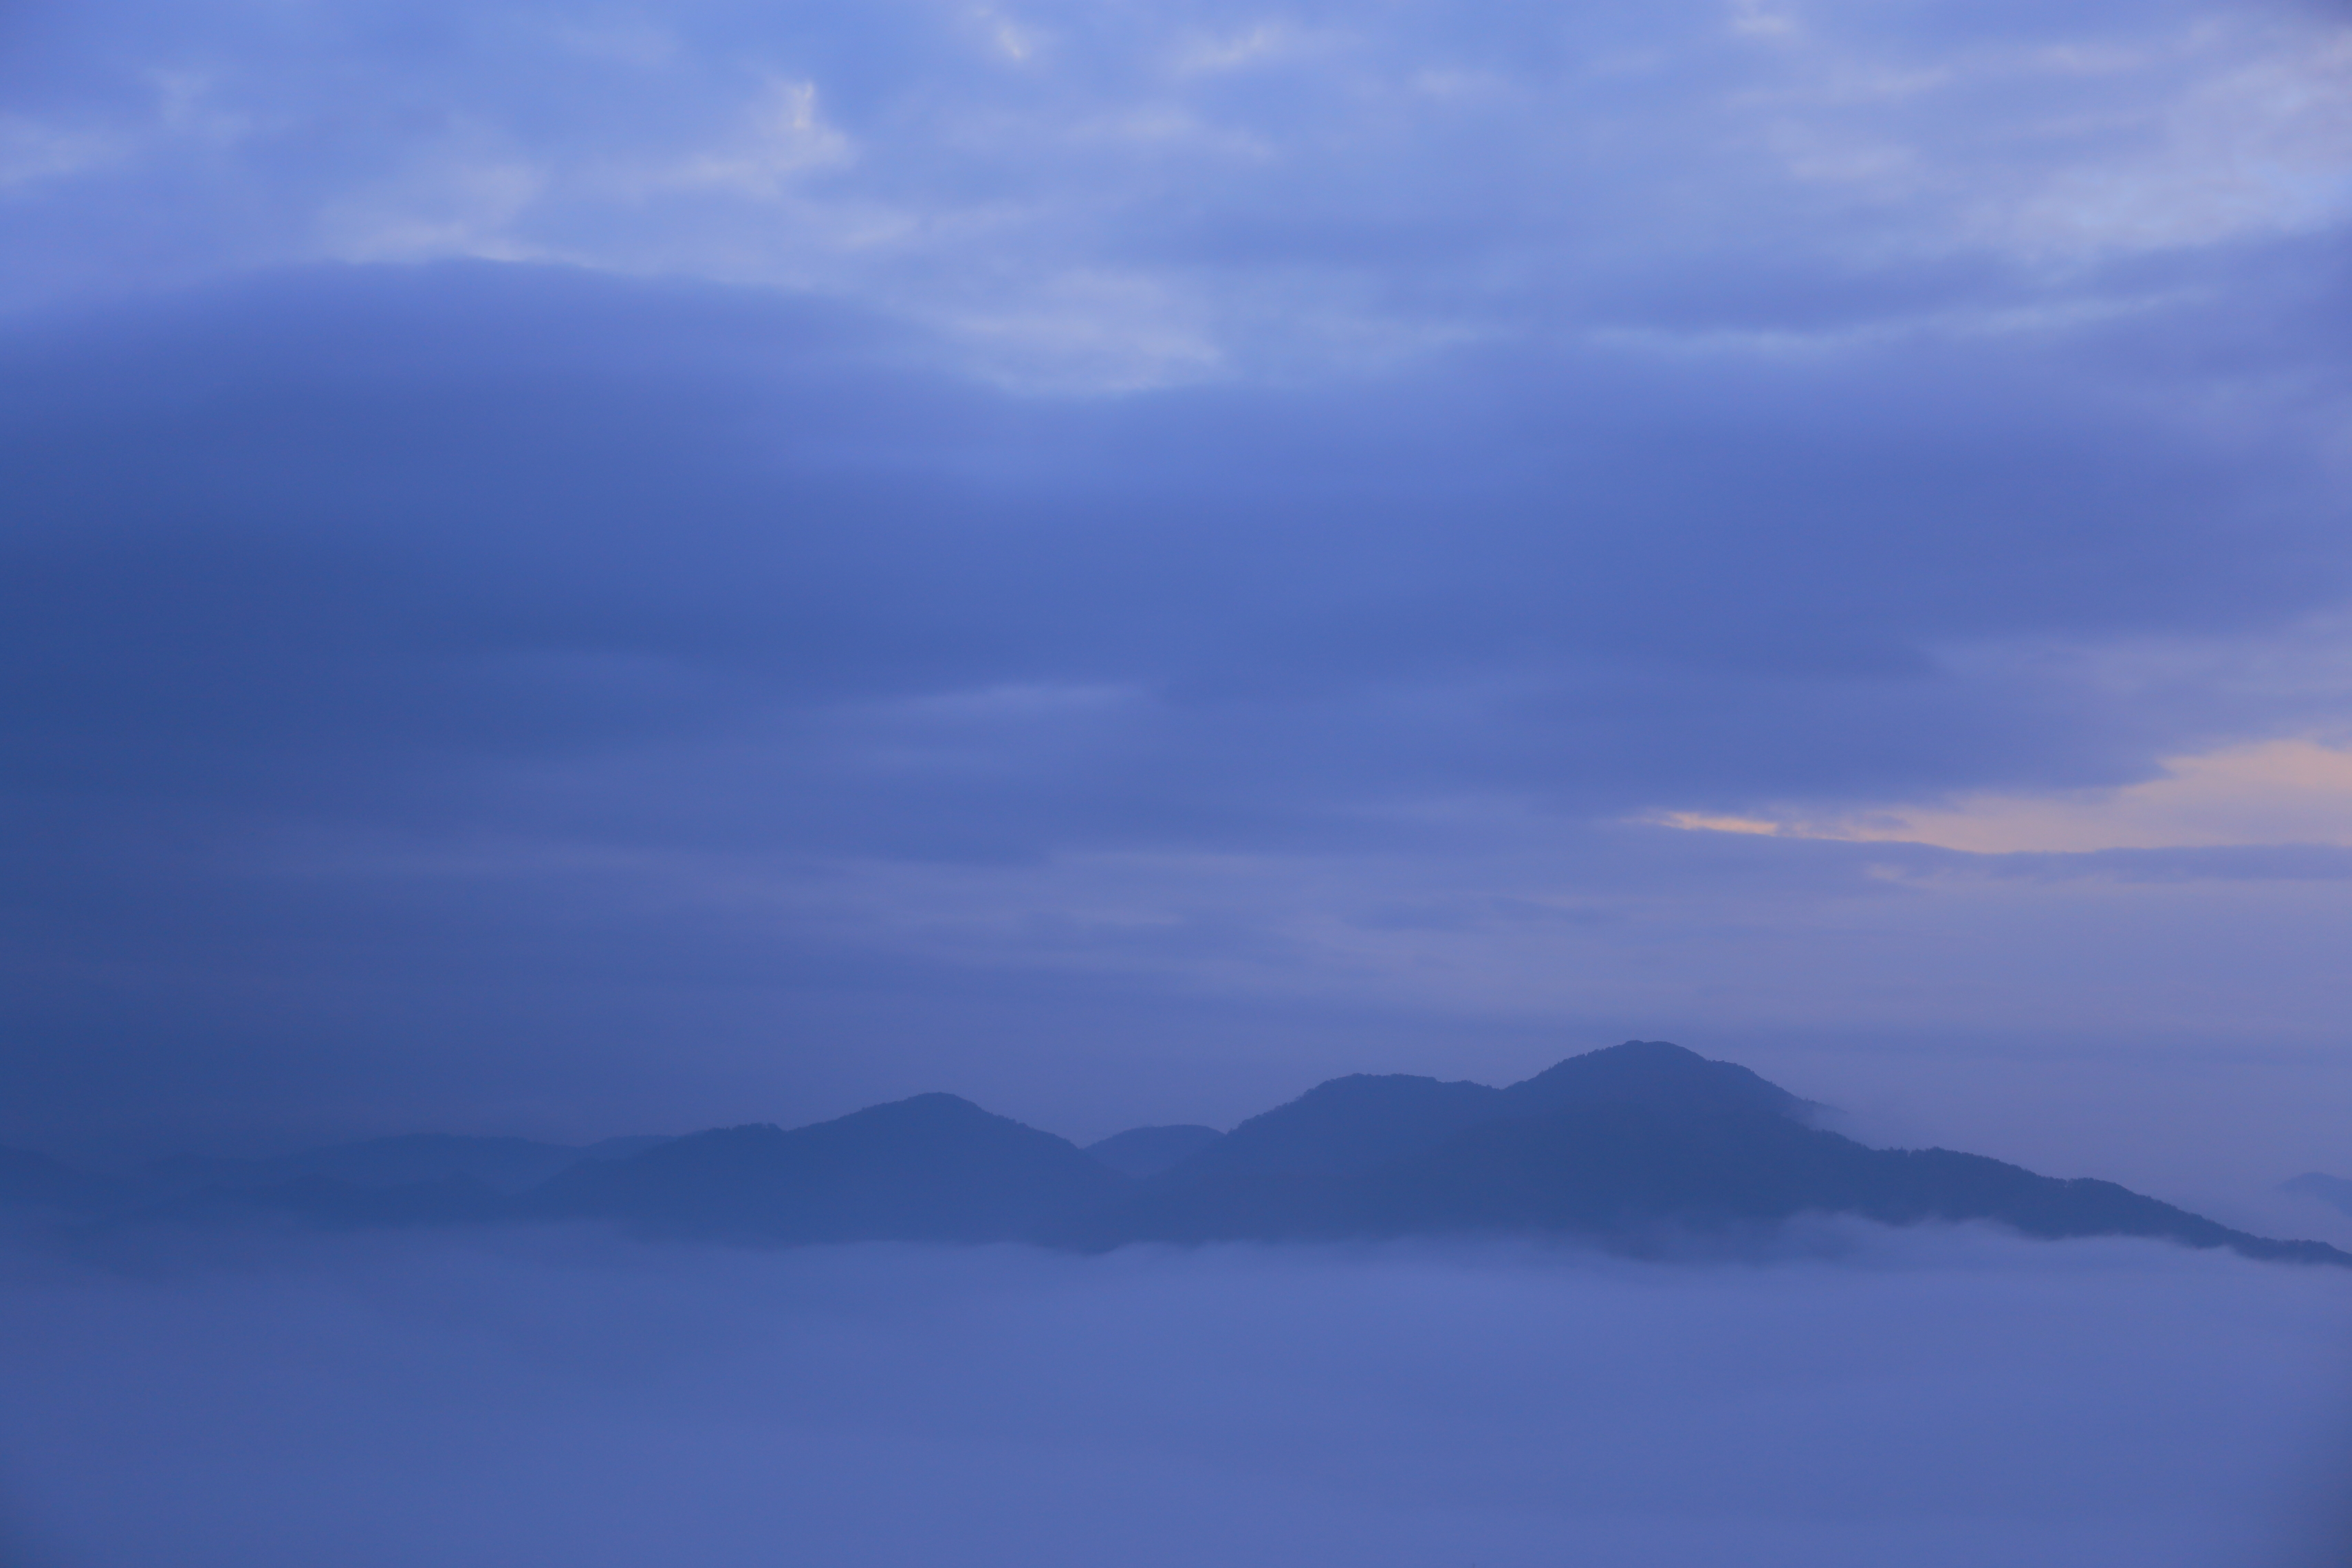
[6,1043,2341,1266]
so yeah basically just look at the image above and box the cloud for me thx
[3,0,2347,380]
[2,250,2351,1159]
[4,259,2343,836]
[0,1228,2345,1568]
[1648,737,2352,851]
[5,0,2352,1166]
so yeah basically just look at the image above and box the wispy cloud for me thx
[1646,737,2352,852]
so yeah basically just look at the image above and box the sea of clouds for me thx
[2,1224,2347,1567]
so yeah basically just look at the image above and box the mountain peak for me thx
[1504,1040,1811,1122]
[1184,1072,1505,1182]
[528,1093,1127,1243]
[851,1092,988,1119]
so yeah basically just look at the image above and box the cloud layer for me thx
[7,0,2351,381]
[2,1229,2348,1567]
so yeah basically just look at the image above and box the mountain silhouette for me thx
[1058,1042,2346,1265]
[1065,1042,1826,1246]
[1349,1098,2336,1262]
[1085,1125,1223,1179]
[146,1132,672,1197]
[526,1093,1131,1243]
[17,1043,2342,1265]
[1131,1041,1815,1193]
[182,1172,515,1230]
[1499,1039,1820,1122]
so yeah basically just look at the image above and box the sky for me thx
[4,0,2352,1215]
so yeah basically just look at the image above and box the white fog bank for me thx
[1,1226,2348,1568]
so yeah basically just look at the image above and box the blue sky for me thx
[4,0,2352,1214]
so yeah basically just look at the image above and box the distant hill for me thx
[1059,1042,2348,1266]
[4,1132,673,1236]
[1085,1125,1223,1179]
[12,1043,2342,1267]
[1355,1099,2334,1263]
[145,1132,674,1197]
[157,1172,516,1230]
[1500,1040,1819,1122]
[526,1093,1132,1243]
[1126,1041,1814,1190]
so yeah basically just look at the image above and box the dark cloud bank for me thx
[6,254,2352,1161]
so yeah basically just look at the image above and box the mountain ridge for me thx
[9,1042,2342,1267]
[524,1092,1131,1243]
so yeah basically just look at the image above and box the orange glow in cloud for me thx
[1645,737,2352,853]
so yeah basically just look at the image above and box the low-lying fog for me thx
[2,1226,2346,1567]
